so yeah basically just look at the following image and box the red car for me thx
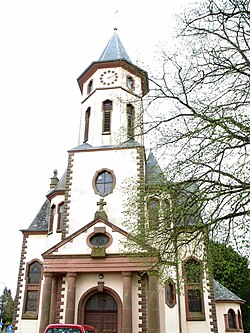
[44,324,97,333]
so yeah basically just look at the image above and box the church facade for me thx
[13,31,244,333]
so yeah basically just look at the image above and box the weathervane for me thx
[113,10,118,31]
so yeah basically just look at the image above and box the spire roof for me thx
[98,29,131,63]
[145,150,166,184]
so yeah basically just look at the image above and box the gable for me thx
[42,218,133,257]
[42,218,156,274]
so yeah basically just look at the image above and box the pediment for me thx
[42,218,134,258]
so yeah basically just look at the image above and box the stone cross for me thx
[97,198,107,211]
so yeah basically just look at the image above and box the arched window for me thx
[102,100,112,134]
[162,198,171,226]
[49,204,56,233]
[84,107,91,142]
[87,80,93,94]
[183,258,205,320]
[127,104,135,139]
[23,260,42,318]
[126,76,134,90]
[165,280,176,308]
[228,309,237,329]
[28,261,41,284]
[147,197,160,229]
[238,309,243,329]
[57,202,64,231]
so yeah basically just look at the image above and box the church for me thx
[12,30,244,333]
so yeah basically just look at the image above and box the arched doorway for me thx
[79,290,120,333]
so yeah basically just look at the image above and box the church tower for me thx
[13,30,152,333]
[77,29,148,147]
[13,30,244,333]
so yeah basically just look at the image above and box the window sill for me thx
[91,246,106,257]
[22,312,38,320]
[166,302,176,308]
[187,314,206,321]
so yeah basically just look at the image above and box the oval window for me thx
[93,169,115,197]
[90,233,110,247]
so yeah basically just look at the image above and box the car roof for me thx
[46,324,96,329]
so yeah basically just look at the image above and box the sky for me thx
[0,0,196,295]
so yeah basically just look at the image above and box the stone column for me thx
[148,274,160,333]
[49,275,58,323]
[122,271,132,333]
[65,272,77,323]
[39,272,53,333]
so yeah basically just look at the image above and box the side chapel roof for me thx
[25,199,50,231]
[213,280,244,303]
[25,171,67,231]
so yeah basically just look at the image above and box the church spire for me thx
[98,30,131,63]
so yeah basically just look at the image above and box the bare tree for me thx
[138,0,250,256]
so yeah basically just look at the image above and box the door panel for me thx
[102,313,117,333]
[84,292,118,333]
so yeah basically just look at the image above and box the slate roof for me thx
[214,280,244,303]
[70,139,143,152]
[47,170,67,195]
[98,30,131,63]
[26,199,50,231]
[145,150,166,184]
[77,30,148,96]
[26,171,67,231]
[55,170,67,190]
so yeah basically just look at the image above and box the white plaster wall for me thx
[19,319,39,333]
[182,320,211,333]
[56,221,127,255]
[47,194,65,248]
[178,290,211,333]
[158,287,166,333]
[82,68,143,102]
[68,148,140,235]
[158,285,179,333]
[25,234,48,262]
[17,234,47,333]
[80,67,144,147]
[131,274,140,332]
[215,302,242,333]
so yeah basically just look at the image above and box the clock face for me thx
[100,70,118,85]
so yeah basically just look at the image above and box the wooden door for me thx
[84,292,118,333]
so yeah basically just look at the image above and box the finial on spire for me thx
[50,169,59,189]
[113,10,118,31]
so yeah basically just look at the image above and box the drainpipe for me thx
[175,249,182,333]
